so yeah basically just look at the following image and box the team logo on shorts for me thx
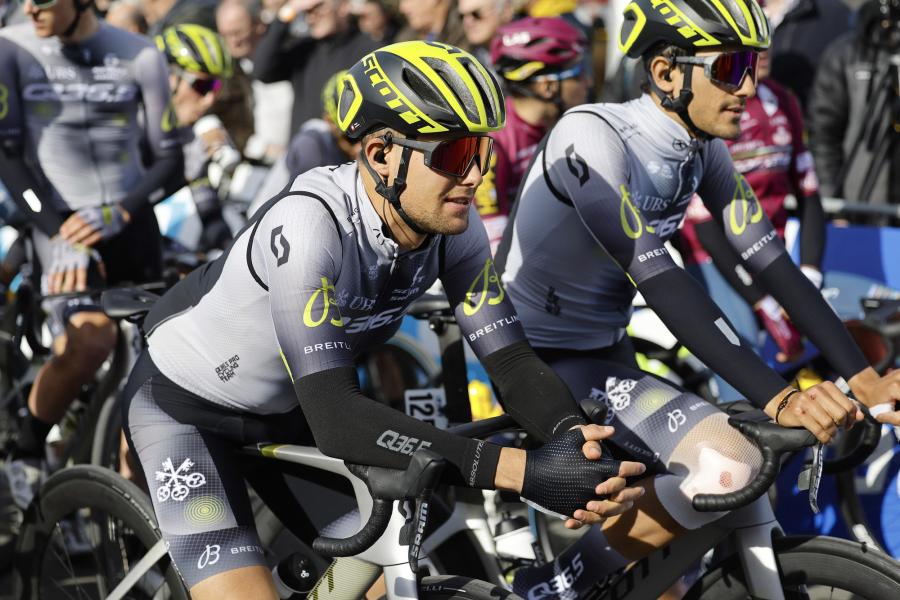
[155,457,207,503]
[588,377,638,423]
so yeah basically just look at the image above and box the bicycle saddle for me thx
[101,288,160,321]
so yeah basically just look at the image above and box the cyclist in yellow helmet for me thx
[122,39,646,598]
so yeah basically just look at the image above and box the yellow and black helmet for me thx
[336,40,506,140]
[321,70,347,125]
[156,24,233,78]
[619,0,770,58]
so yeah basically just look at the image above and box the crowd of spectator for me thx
[0,0,896,216]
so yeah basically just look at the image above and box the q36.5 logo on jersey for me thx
[728,172,763,236]
[303,277,344,328]
[464,259,505,317]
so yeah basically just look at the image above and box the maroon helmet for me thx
[489,17,587,83]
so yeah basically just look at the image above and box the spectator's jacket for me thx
[253,22,378,135]
[808,15,898,213]
[768,0,852,113]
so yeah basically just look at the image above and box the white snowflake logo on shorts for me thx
[155,457,206,503]
[589,377,638,423]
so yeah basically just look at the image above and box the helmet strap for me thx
[359,141,428,236]
[62,0,91,39]
[651,61,711,141]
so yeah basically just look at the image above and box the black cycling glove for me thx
[520,428,622,520]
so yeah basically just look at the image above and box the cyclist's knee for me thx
[61,312,116,367]
[672,412,762,496]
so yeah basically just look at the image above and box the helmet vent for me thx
[459,57,498,127]
[422,57,479,124]
[400,65,446,114]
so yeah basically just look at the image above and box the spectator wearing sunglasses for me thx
[0,0,182,518]
[253,0,379,136]
[458,0,513,65]
[477,17,589,253]
[156,24,239,251]
[396,0,468,49]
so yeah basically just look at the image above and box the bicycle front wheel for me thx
[686,535,900,599]
[15,464,188,600]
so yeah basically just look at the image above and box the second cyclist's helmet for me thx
[336,40,506,140]
[156,24,233,78]
[321,70,347,124]
[489,17,587,83]
[618,0,770,58]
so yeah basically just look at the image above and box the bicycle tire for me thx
[15,464,188,600]
[684,535,900,599]
[419,575,522,599]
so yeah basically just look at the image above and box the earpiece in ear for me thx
[663,71,672,82]
[374,149,386,164]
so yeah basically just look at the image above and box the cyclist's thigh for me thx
[538,345,722,468]
[123,374,266,589]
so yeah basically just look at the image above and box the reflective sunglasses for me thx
[174,68,222,96]
[385,134,494,178]
[674,50,760,92]
[27,0,59,9]
[460,9,484,19]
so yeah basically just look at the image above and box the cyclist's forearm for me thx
[293,366,502,489]
[118,150,185,215]
[481,340,586,442]
[638,268,788,408]
[756,253,868,380]
[798,191,825,269]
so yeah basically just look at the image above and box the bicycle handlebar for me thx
[310,450,446,558]
[823,413,882,475]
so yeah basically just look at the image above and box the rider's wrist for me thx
[848,367,880,407]
[494,447,524,493]
[463,439,502,490]
[773,388,801,425]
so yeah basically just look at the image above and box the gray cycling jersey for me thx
[500,94,784,349]
[0,22,180,212]
[146,162,523,414]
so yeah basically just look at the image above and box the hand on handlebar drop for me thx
[849,367,900,426]
[45,237,105,294]
[768,382,862,444]
[518,425,646,531]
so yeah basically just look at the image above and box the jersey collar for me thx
[634,94,702,158]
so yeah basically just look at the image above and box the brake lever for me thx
[797,442,825,513]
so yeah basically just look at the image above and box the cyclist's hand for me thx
[770,382,862,444]
[849,367,900,426]
[520,427,646,528]
[46,237,102,294]
[60,204,130,246]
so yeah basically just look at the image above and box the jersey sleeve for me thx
[256,194,354,380]
[440,205,526,358]
[543,111,679,284]
[133,44,181,159]
[696,139,787,275]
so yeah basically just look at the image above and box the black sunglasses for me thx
[384,134,494,178]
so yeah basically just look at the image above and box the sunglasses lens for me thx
[711,51,758,89]
[32,0,57,8]
[430,136,492,177]
[192,78,221,95]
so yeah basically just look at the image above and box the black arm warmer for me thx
[481,340,586,442]
[293,366,501,489]
[639,269,789,407]
[756,253,868,379]
[694,219,766,306]
[119,150,184,215]
[799,191,826,268]
[0,149,63,237]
